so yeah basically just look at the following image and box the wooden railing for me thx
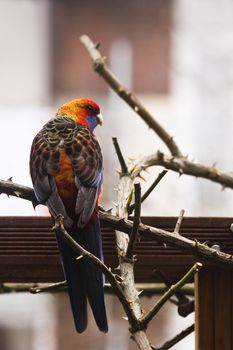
[0,216,233,349]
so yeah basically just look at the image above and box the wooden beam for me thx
[0,216,233,282]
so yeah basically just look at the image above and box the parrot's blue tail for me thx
[56,217,108,333]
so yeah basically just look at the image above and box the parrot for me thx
[29,98,108,333]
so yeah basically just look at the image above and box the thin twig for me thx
[125,182,141,260]
[141,263,202,327]
[128,170,168,214]
[152,323,194,350]
[154,270,194,317]
[80,34,182,158]
[112,137,129,176]
[154,270,189,304]
[0,282,194,296]
[105,283,194,297]
[0,283,35,293]
[174,209,185,235]
[30,281,66,294]
[140,170,168,205]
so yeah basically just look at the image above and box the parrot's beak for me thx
[96,113,103,126]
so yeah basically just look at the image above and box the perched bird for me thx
[30,98,108,333]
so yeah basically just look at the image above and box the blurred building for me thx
[51,0,171,98]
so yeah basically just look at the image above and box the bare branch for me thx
[152,324,194,350]
[132,150,233,190]
[174,209,185,235]
[80,34,233,194]
[135,283,193,297]
[112,137,129,176]
[154,270,194,317]
[153,270,188,305]
[141,263,202,326]
[128,170,168,214]
[30,281,66,294]
[100,211,233,270]
[80,34,182,158]
[125,182,141,260]
[0,282,194,297]
[113,141,152,348]
[0,179,38,207]
[0,283,34,293]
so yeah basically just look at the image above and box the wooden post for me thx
[195,269,233,350]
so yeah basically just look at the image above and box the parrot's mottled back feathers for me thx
[30,116,103,227]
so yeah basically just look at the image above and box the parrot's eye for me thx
[86,105,95,113]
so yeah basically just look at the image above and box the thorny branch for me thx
[112,139,151,349]
[141,263,202,327]
[132,150,233,190]
[80,34,233,192]
[80,34,182,158]
[0,178,39,207]
[110,135,196,349]
[153,270,194,317]
[100,211,233,269]
[1,179,233,270]
[79,34,233,348]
